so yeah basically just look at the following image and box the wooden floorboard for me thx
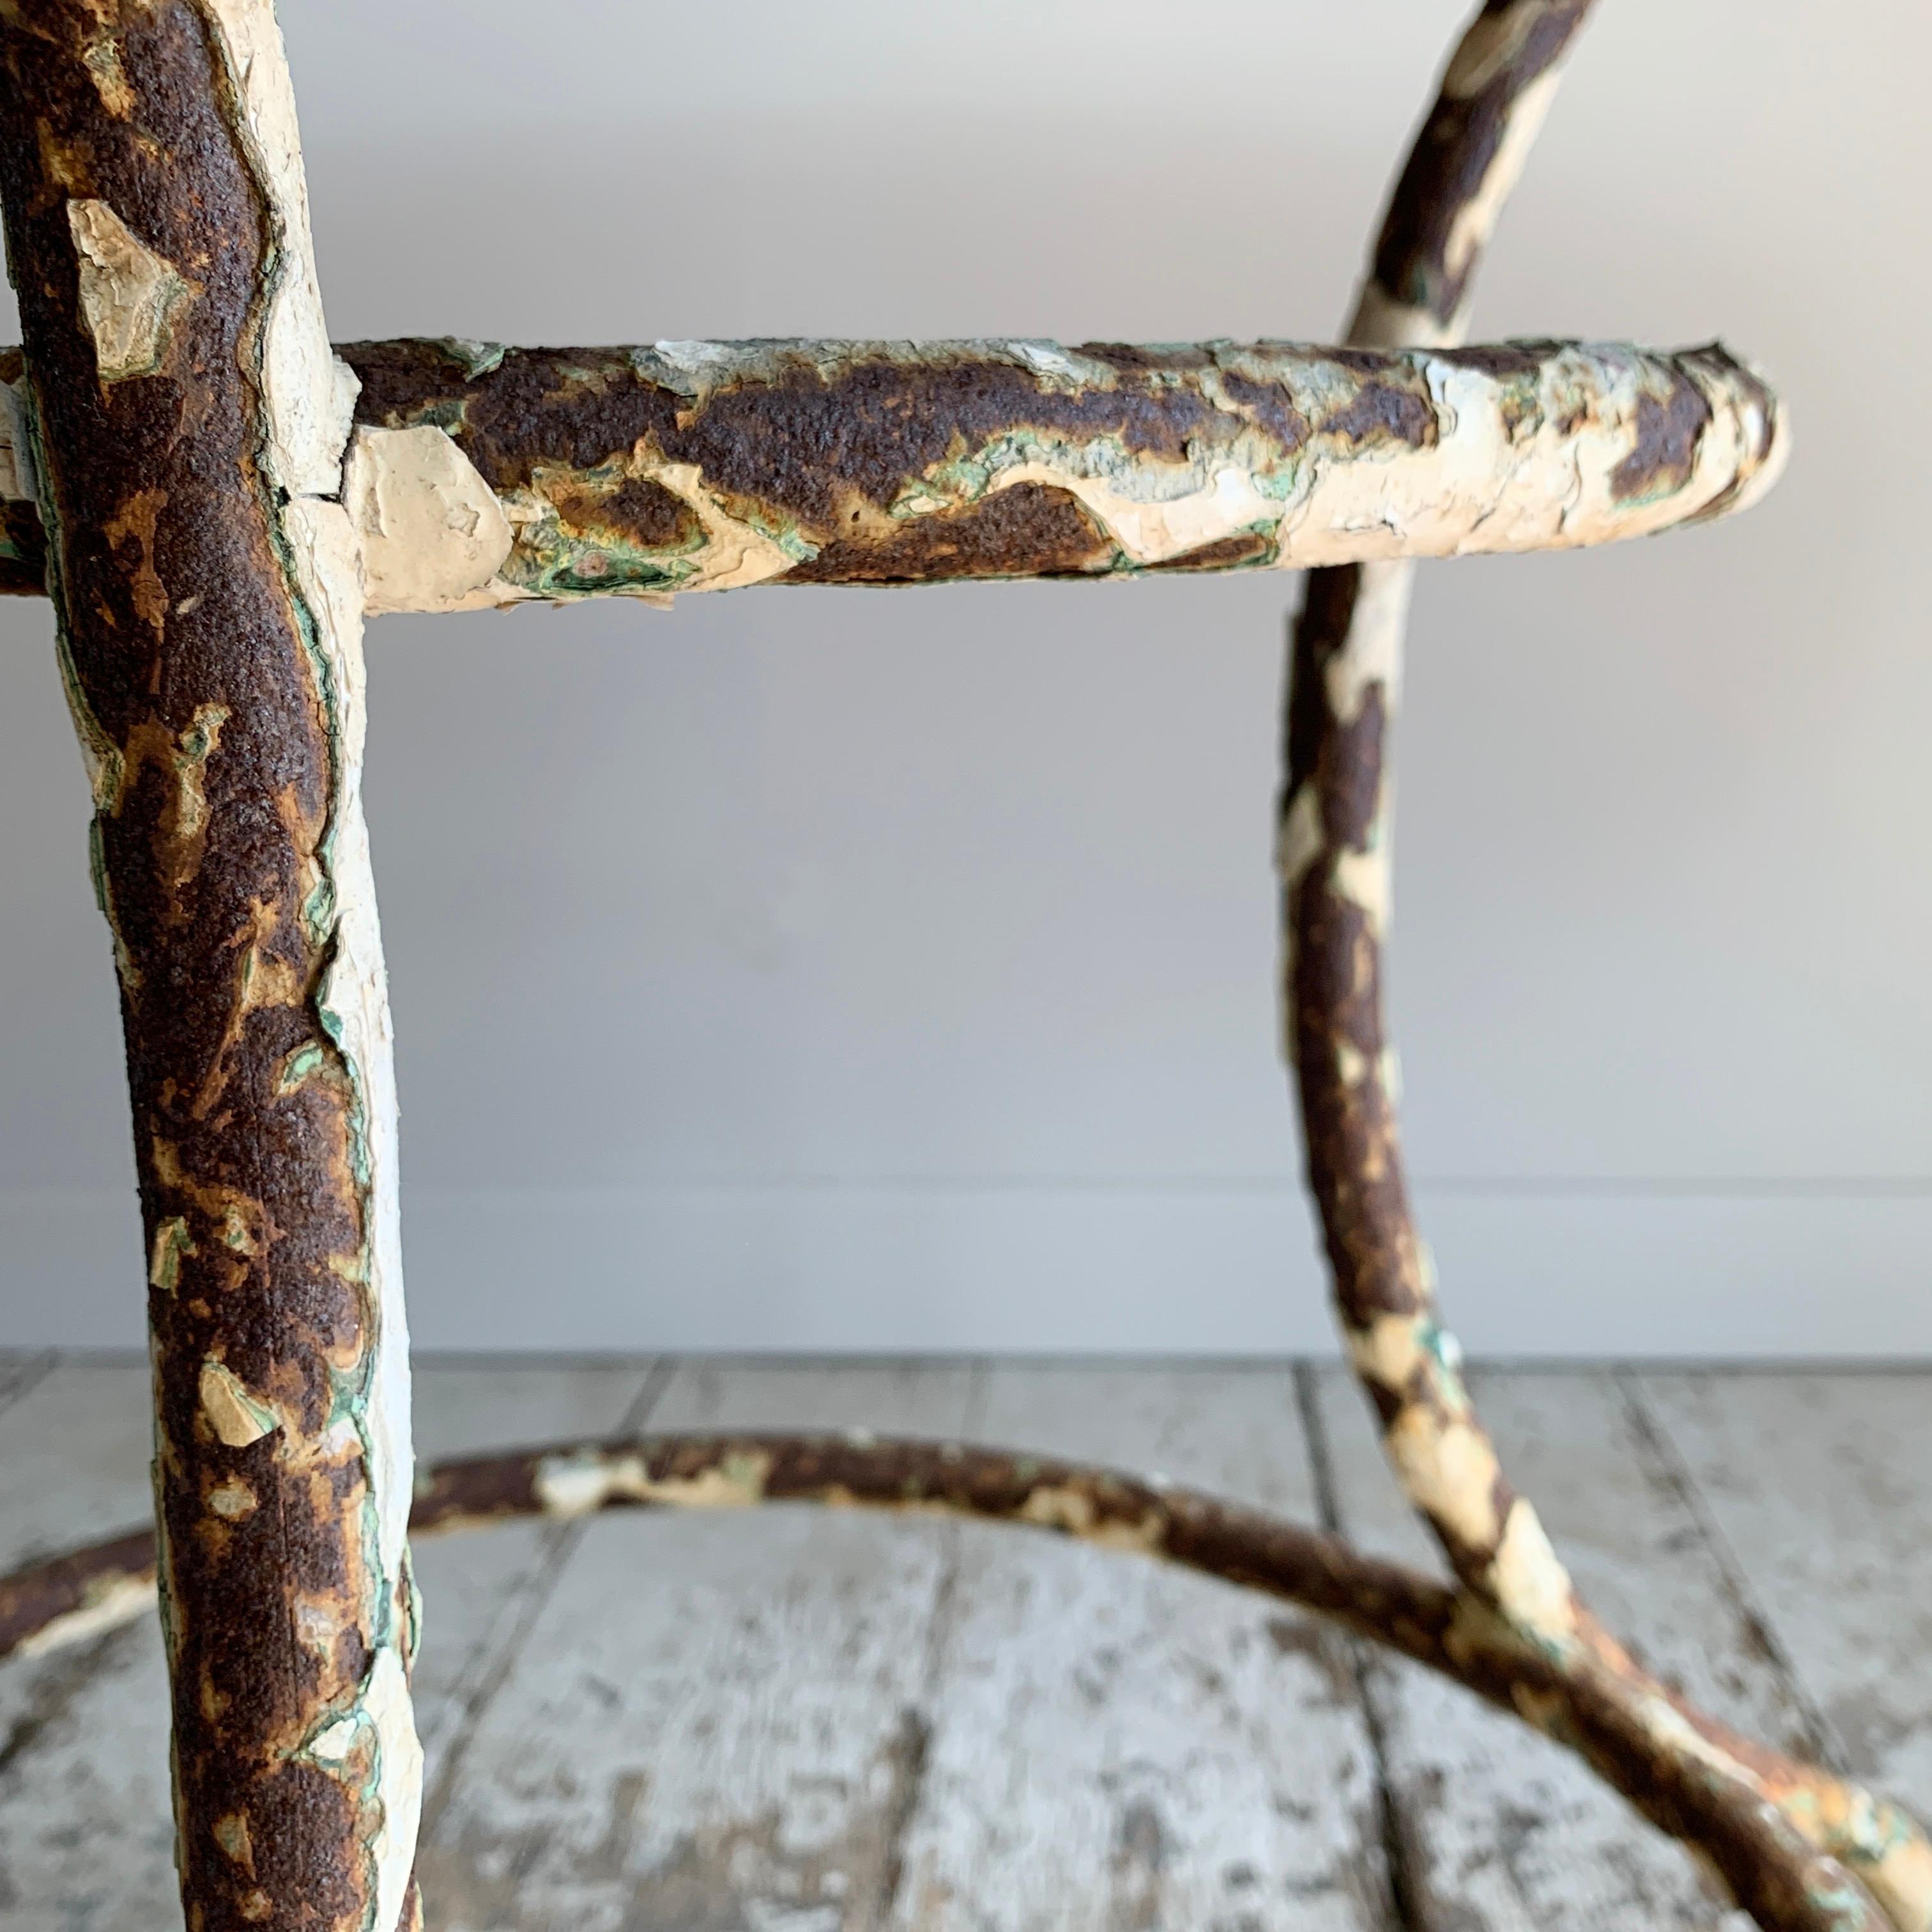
[0,1349,56,1415]
[1638,1371,1932,1814]
[885,1363,1393,1931]
[418,1358,985,1932]
[1312,1367,1777,1931]
[0,1360,1925,1931]
[0,1360,176,1931]
[410,1358,668,1770]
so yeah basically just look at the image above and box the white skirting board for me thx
[3,1181,1929,1356]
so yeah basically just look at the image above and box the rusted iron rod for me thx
[0,334,1784,607]
[0,1431,1897,1932]
[0,5,421,1931]
[1285,0,1598,1668]
[0,0,1890,1928]
[1280,5,1931,1929]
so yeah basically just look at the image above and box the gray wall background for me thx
[3,1,1928,1356]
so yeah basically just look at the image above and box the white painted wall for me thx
[3,0,1929,1356]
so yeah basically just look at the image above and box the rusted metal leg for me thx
[1282,0,1598,1644]
[1282,4,1932,1926]
[0,1433,1906,1932]
[0,0,1911,1927]
[0,6,420,1930]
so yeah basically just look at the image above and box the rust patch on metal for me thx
[342,341,1225,526]
[0,4,403,1929]
[1611,372,1713,502]
[1371,0,1597,325]
[0,498,47,590]
[1317,375,1438,448]
[540,473,701,554]
[786,481,1115,583]
[1430,341,1556,379]
[1147,528,1276,574]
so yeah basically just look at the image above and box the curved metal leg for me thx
[0,3,1915,1929]
[1280,5,1932,1926]
[0,1431,1900,1932]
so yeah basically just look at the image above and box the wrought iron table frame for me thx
[0,4,1919,1929]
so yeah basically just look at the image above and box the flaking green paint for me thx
[244,157,411,1932]
[498,486,701,599]
[430,337,505,381]
[274,1039,326,1096]
[200,1358,280,1443]
[1416,1317,1473,1417]
[148,1215,195,1294]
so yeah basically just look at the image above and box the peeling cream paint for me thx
[198,1359,280,1449]
[201,0,349,496]
[293,1595,341,1660]
[1330,841,1393,939]
[349,1644,423,1892]
[343,424,512,615]
[66,199,192,383]
[532,1451,631,1518]
[1334,1040,1370,1087]
[1272,785,1325,900]
[306,1715,360,1763]
[1322,560,1412,724]
[0,379,27,504]
[1087,1516,1169,1554]
[534,1448,775,1516]
[634,1457,774,1509]
[212,1811,256,1869]
[1272,781,1325,1067]
[16,1570,159,1659]
[1346,286,1455,355]
[1347,1314,1425,1392]
[8,1423,1926,1929]
[148,15,417,1928]
[1619,1687,1932,1932]
[280,435,418,1932]
[1385,1411,1504,1556]
[1441,67,1564,286]
[994,457,1276,568]
[1441,0,1550,97]
[1017,1483,1167,1552]
[1485,1498,1578,1641]
[1850,1830,1932,1932]
[80,35,135,118]
[634,461,795,593]
[209,1479,258,1521]
[148,1215,196,1294]
[1018,1482,1103,1535]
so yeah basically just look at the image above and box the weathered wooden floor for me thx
[1,1354,1927,1931]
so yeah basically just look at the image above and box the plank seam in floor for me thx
[0,1349,57,1415]
[1617,1367,1847,1774]
[1294,1361,1420,1932]
[871,1358,990,1932]
[415,1354,674,1844]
